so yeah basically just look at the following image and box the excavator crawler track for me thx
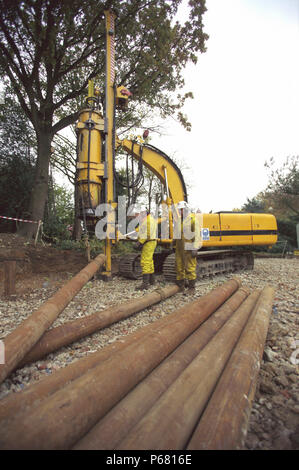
[118,251,172,280]
[118,250,254,281]
[163,250,254,282]
[118,253,142,280]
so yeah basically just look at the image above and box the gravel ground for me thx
[0,257,298,450]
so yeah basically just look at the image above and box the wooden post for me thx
[4,260,16,296]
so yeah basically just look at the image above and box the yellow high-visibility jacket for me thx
[176,213,201,250]
[137,214,157,245]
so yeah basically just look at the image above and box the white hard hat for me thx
[176,201,189,210]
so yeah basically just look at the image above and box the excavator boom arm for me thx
[117,138,187,205]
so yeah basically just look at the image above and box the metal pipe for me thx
[4,260,16,296]
[187,286,275,450]
[163,166,170,198]
[73,286,250,450]
[0,254,106,386]
[19,285,181,366]
[116,290,261,450]
[0,285,179,422]
[0,279,240,449]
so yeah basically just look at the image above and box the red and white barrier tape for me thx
[0,215,40,224]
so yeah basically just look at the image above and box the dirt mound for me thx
[0,233,88,280]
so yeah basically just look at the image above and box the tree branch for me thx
[52,111,78,136]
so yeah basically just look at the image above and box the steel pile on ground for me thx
[0,278,240,449]
[187,286,275,450]
[0,285,180,422]
[116,290,261,450]
[0,254,106,385]
[73,286,250,450]
[19,285,181,366]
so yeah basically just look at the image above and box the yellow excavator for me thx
[75,10,277,281]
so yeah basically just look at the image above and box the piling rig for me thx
[75,10,277,281]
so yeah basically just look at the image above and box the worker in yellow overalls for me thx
[129,205,157,290]
[174,201,201,292]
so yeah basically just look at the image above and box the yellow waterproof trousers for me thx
[175,240,197,281]
[140,240,157,275]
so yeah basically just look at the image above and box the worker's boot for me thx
[149,273,156,286]
[135,274,150,291]
[175,279,185,291]
[187,279,196,294]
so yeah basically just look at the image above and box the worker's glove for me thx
[191,250,198,258]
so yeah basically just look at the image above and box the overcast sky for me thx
[150,0,299,213]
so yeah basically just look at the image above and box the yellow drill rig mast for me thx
[103,9,116,280]
[76,10,131,280]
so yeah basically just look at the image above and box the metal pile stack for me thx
[0,265,274,450]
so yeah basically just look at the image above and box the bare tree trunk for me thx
[73,171,82,241]
[18,130,52,238]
